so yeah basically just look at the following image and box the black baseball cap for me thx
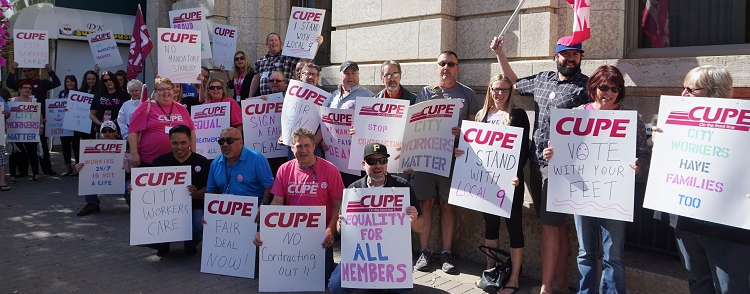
[363,142,389,158]
[340,60,359,72]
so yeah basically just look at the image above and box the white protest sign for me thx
[280,79,328,145]
[341,188,412,289]
[130,166,193,245]
[87,30,123,68]
[212,23,237,69]
[192,102,230,159]
[45,99,73,137]
[63,90,94,133]
[7,101,41,143]
[547,109,637,222]
[644,96,750,229]
[242,94,286,158]
[349,97,409,173]
[169,7,212,59]
[157,28,201,83]
[259,205,326,292]
[282,7,326,59]
[78,140,126,195]
[320,107,359,176]
[449,121,524,217]
[13,29,48,68]
[0,102,5,145]
[400,99,461,177]
[201,193,258,279]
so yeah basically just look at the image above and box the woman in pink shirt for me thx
[198,78,243,133]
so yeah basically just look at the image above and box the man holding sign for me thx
[250,32,323,96]
[76,121,125,216]
[206,127,274,201]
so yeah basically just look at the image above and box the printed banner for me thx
[63,91,94,133]
[7,101,41,143]
[282,7,326,59]
[78,140,126,195]
[547,109,637,222]
[192,102,230,159]
[0,102,5,145]
[341,188,412,289]
[169,7,212,59]
[399,99,461,177]
[201,194,258,279]
[644,96,750,229]
[349,97,409,173]
[157,28,201,83]
[448,121,524,218]
[242,94,286,158]
[280,79,328,145]
[259,205,326,292]
[45,99,73,137]
[130,166,193,245]
[320,107,359,176]
[14,29,48,68]
[87,30,123,68]
[212,23,237,69]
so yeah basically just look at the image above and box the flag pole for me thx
[498,0,526,38]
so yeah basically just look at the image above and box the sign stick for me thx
[498,0,526,38]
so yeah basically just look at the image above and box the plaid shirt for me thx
[516,71,590,165]
[253,51,300,95]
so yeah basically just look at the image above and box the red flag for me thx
[141,84,149,102]
[641,0,669,48]
[127,4,153,80]
[560,0,591,46]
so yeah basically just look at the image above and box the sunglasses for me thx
[491,87,511,94]
[437,61,457,68]
[597,85,622,93]
[217,137,241,145]
[268,79,283,84]
[365,157,388,165]
[100,128,116,133]
[234,56,245,61]
[208,85,223,90]
[682,86,704,94]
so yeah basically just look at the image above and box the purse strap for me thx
[478,245,510,264]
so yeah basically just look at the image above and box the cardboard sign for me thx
[259,205,326,292]
[157,28,201,83]
[280,80,328,145]
[201,193,258,279]
[14,29,48,68]
[45,99,73,137]
[242,94,286,158]
[212,23,237,69]
[78,140,126,195]
[7,101,41,143]
[0,102,6,145]
[349,97,410,173]
[547,109,637,222]
[340,188,412,289]
[169,7,212,59]
[130,166,193,245]
[320,107,359,176]
[448,121,524,217]
[282,7,326,59]
[192,102,230,159]
[87,30,123,68]
[399,99,461,177]
[63,90,94,133]
[644,96,750,229]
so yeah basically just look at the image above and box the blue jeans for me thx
[327,263,410,294]
[674,229,750,294]
[575,215,626,294]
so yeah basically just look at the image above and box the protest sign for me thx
[242,94,286,158]
[547,109,637,222]
[349,97,409,173]
[282,7,326,59]
[340,188,412,289]
[169,7,212,59]
[644,96,750,229]
[7,101,41,143]
[45,99,73,137]
[280,79,328,145]
[14,29,48,68]
[259,205,326,292]
[212,23,237,69]
[63,90,94,133]
[130,166,193,245]
[448,121,524,218]
[192,102,230,159]
[87,30,123,68]
[320,107,359,175]
[201,193,258,279]
[157,28,201,83]
[399,99,461,177]
[78,140,126,195]
[0,102,5,145]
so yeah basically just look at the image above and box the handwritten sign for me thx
[259,205,325,292]
[644,96,750,229]
[320,107,359,175]
[7,101,41,143]
[157,28,201,83]
[63,90,94,133]
[78,140,126,195]
[449,121,523,217]
[14,29,48,68]
[340,188,412,289]
[45,99,73,137]
[169,7,212,59]
[192,102,230,159]
[201,193,258,278]
[87,30,123,68]
[282,7,326,59]
[350,97,409,173]
[242,94,286,158]
[547,109,637,222]
[0,102,6,145]
[280,79,328,145]
[212,23,237,69]
[130,166,192,245]
[399,99,461,177]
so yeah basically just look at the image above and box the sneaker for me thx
[441,251,456,274]
[77,204,100,216]
[414,249,431,271]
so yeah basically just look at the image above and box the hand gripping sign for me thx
[169,7,212,59]
[280,79,329,145]
[7,101,41,143]
[45,99,73,137]
[78,140,126,195]
[87,30,123,68]
[130,166,192,245]
[201,193,259,279]
[349,97,410,173]
[63,90,94,133]
[282,7,326,59]
[212,23,237,69]
[320,107,360,176]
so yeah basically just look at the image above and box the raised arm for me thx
[491,36,518,84]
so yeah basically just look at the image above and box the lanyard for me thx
[235,71,244,92]
[156,102,174,127]
[224,161,232,194]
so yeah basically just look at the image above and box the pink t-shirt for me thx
[204,97,242,128]
[271,157,345,224]
[129,101,195,164]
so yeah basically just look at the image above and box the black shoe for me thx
[44,171,57,176]
[77,203,100,216]
[184,247,198,256]
[156,245,170,257]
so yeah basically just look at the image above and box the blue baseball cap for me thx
[555,36,584,54]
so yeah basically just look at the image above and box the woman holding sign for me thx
[8,81,42,182]
[198,78,243,133]
[58,75,82,176]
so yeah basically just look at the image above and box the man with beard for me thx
[374,60,416,104]
[206,127,274,203]
[492,35,590,294]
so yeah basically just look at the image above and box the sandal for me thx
[498,286,519,294]
[0,185,10,191]
[9,178,16,184]
[33,175,42,182]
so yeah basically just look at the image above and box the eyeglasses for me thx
[597,85,622,93]
[155,87,173,92]
[302,71,319,77]
[218,137,242,145]
[208,85,223,90]
[268,79,283,84]
[100,128,116,133]
[437,61,457,68]
[365,157,388,165]
[383,72,401,79]
[234,56,245,61]
[491,87,511,94]
[682,86,704,94]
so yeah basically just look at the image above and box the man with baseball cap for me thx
[323,61,374,109]
[76,121,123,216]
[491,35,590,294]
